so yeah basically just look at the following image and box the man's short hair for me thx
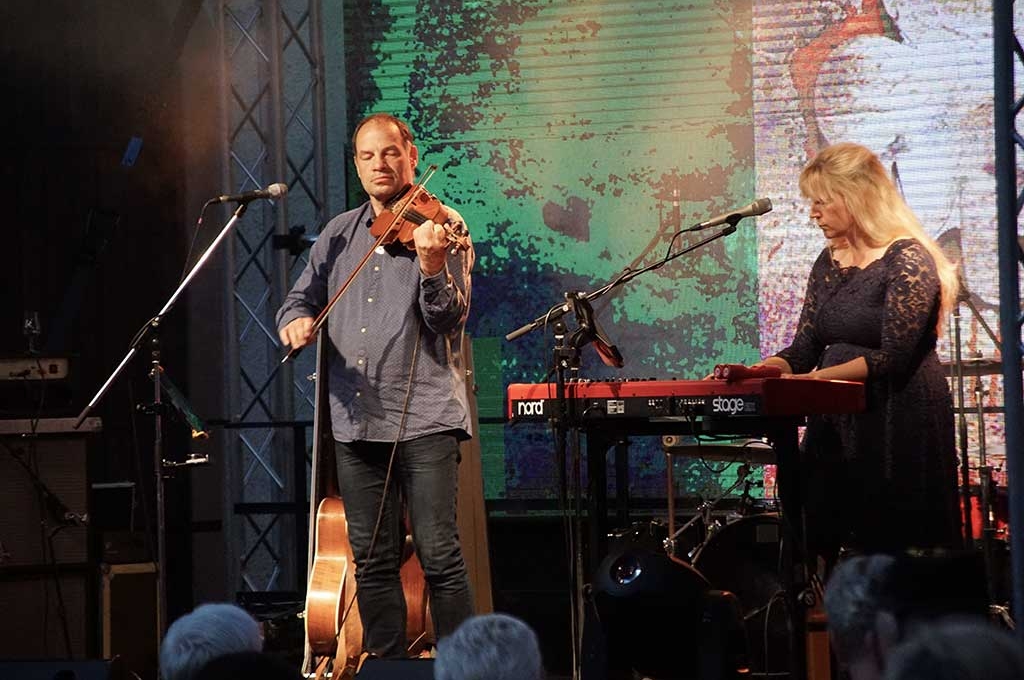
[434,613,544,680]
[159,603,263,680]
[351,113,415,151]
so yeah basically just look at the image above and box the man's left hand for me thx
[413,219,449,276]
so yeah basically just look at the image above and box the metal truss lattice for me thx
[220,0,328,596]
[992,0,1024,636]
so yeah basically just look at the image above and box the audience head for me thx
[882,617,1024,680]
[824,554,900,680]
[824,551,989,680]
[194,651,303,680]
[159,602,263,680]
[433,613,544,680]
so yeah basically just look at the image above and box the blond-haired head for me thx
[799,142,958,328]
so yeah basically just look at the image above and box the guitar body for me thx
[305,496,361,656]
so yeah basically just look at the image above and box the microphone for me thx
[212,183,288,204]
[687,197,773,232]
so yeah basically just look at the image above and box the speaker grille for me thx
[0,432,90,567]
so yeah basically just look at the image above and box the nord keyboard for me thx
[506,377,865,422]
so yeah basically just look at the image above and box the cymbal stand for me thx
[950,301,975,548]
[972,373,1006,609]
[948,281,1007,616]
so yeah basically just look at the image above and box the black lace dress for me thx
[775,239,961,558]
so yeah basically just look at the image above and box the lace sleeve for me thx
[775,248,831,374]
[861,240,941,379]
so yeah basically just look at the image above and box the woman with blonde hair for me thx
[758,142,962,566]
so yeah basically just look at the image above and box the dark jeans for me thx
[335,432,474,658]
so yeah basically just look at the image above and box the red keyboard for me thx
[506,377,865,422]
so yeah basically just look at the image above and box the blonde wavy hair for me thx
[799,142,959,331]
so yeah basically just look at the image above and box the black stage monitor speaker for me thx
[356,659,435,680]
[0,659,126,680]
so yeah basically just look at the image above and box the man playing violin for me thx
[277,112,475,658]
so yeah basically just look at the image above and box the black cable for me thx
[178,200,217,286]
[46,524,74,657]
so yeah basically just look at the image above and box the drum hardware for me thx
[663,450,752,564]
[607,519,673,557]
[939,356,1006,377]
[735,475,766,519]
[694,518,724,561]
[946,275,1012,622]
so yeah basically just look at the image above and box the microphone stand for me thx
[73,199,253,638]
[505,220,739,680]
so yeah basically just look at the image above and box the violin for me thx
[369,173,471,253]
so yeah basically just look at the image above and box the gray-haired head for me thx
[883,617,1024,680]
[159,603,263,680]
[434,613,544,680]
[824,554,900,665]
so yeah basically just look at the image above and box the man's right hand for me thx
[279,317,315,349]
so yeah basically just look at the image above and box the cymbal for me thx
[940,357,1005,376]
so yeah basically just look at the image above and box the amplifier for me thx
[0,427,94,566]
[0,356,69,381]
[0,356,74,415]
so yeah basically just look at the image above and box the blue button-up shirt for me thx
[276,201,474,443]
